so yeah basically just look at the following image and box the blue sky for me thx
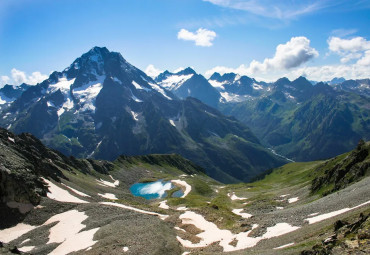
[1,0,370,86]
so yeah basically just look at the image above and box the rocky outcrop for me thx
[0,128,114,210]
[311,140,370,196]
[301,213,370,254]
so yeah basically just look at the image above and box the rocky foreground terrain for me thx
[0,128,369,254]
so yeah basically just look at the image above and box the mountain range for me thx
[0,47,286,183]
[153,69,369,162]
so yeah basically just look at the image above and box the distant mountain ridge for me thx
[219,75,370,161]
[156,68,221,108]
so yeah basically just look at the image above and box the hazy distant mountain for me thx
[220,76,370,161]
[332,79,370,97]
[0,47,286,183]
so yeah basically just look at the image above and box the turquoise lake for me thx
[130,180,184,199]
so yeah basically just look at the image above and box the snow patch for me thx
[171,180,191,198]
[159,200,169,209]
[44,209,99,254]
[159,74,193,90]
[288,197,299,203]
[132,80,151,91]
[42,178,88,203]
[232,208,252,219]
[305,200,370,224]
[100,202,169,220]
[228,192,247,200]
[274,242,295,249]
[73,75,105,112]
[176,211,299,252]
[0,223,36,243]
[96,177,119,188]
[61,183,91,197]
[98,193,118,200]
[131,111,139,121]
[149,82,172,100]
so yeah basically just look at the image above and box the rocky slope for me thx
[0,129,369,254]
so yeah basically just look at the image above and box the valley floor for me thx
[1,161,369,255]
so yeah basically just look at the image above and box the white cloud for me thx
[173,67,185,73]
[145,64,163,78]
[177,28,217,47]
[330,28,358,38]
[11,68,27,84]
[203,0,370,20]
[357,50,370,66]
[205,36,318,81]
[328,36,370,64]
[0,76,10,87]
[203,0,326,20]
[205,62,370,82]
[248,36,318,73]
[205,36,370,82]
[0,68,48,87]
[328,36,370,53]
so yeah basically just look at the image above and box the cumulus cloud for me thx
[205,36,369,82]
[178,28,217,47]
[357,50,370,66]
[145,64,163,78]
[248,36,318,73]
[328,36,370,64]
[0,76,10,87]
[328,36,370,53]
[0,69,48,87]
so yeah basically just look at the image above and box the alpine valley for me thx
[0,47,369,255]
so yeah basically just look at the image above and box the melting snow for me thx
[209,80,226,90]
[48,77,76,94]
[42,178,88,203]
[131,111,139,121]
[100,202,169,220]
[96,177,119,188]
[252,83,263,90]
[149,82,172,100]
[171,180,191,198]
[288,197,299,203]
[47,101,55,107]
[305,200,370,224]
[232,209,252,219]
[159,200,169,209]
[169,119,176,127]
[273,242,295,249]
[176,211,299,252]
[0,223,36,243]
[73,76,105,112]
[44,209,99,255]
[159,74,193,90]
[228,192,247,200]
[132,80,151,91]
[61,183,91,197]
[98,193,118,200]
[19,246,35,252]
